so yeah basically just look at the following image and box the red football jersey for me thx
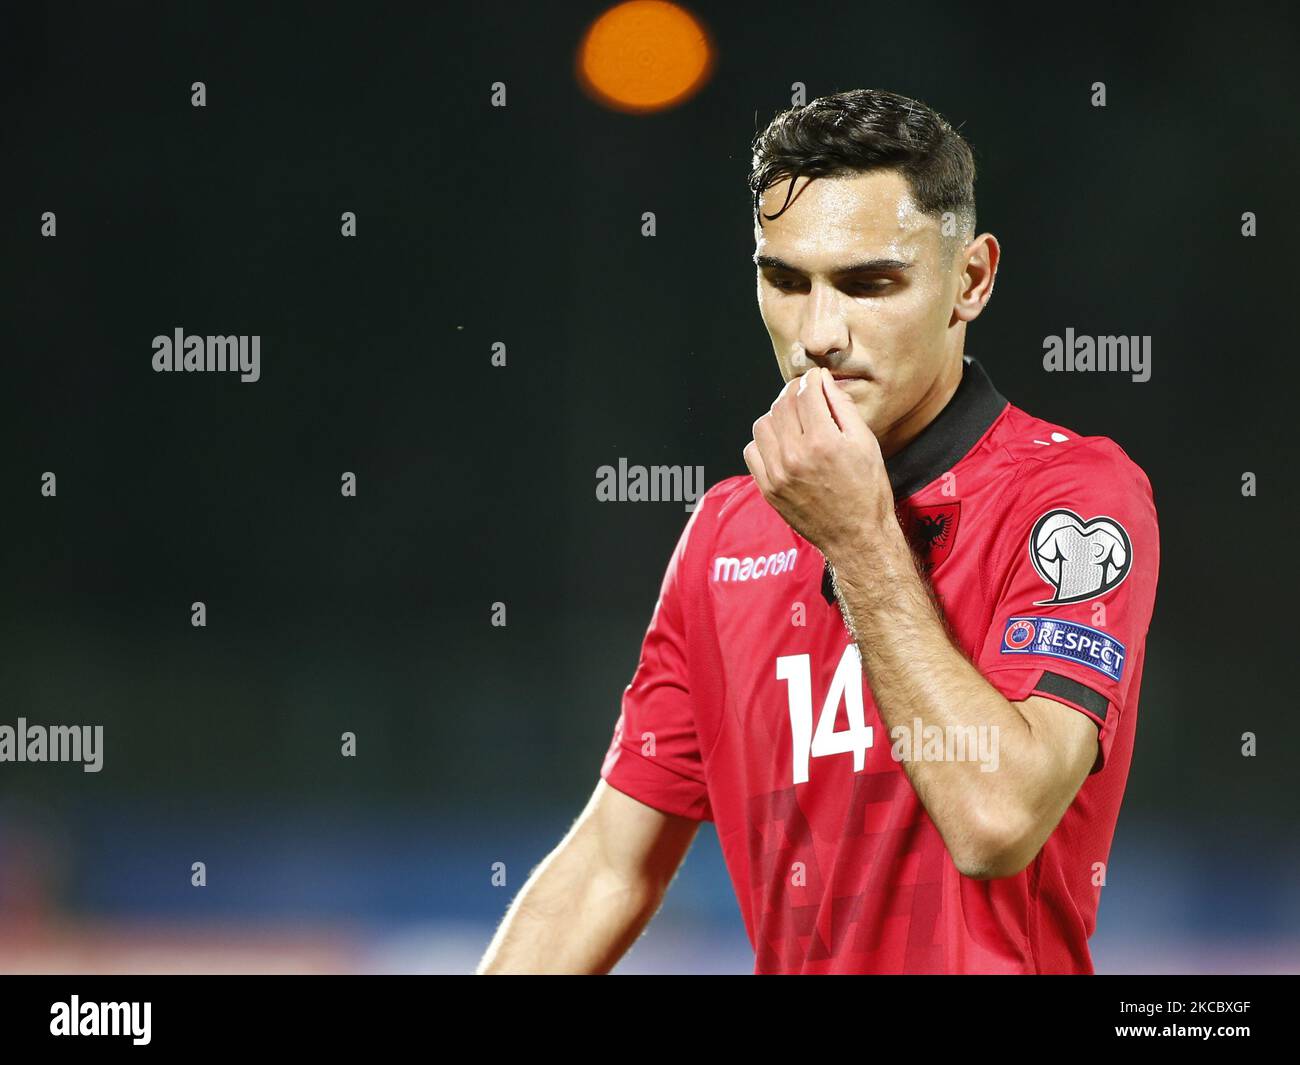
[599,356,1160,974]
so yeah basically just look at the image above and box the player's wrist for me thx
[823,517,910,581]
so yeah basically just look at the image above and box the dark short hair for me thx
[749,88,976,240]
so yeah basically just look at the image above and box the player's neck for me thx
[876,357,966,461]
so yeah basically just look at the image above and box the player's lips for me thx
[796,367,871,386]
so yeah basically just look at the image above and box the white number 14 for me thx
[776,644,874,785]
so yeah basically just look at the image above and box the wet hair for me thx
[749,88,976,244]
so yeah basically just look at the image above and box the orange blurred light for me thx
[576,1,715,114]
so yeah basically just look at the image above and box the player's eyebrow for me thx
[753,254,912,275]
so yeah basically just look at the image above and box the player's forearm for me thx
[476,844,663,974]
[826,525,1047,874]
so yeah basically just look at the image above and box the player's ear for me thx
[952,233,999,325]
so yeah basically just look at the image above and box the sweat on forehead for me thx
[756,172,936,237]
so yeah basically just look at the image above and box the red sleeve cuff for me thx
[600,743,713,822]
[983,665,1118,773]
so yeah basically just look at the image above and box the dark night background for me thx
[1,1,1297,972]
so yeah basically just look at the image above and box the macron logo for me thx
[712,547,798,583]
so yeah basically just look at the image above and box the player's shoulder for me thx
[996,404,1155,507]
[693,473,761,516]
[682,473,774,549]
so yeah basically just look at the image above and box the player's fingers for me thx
[769,375,804,440]
[796,367,837,435]
[751,411,784,486]
[742,437,771,495]
[820,370,872,442]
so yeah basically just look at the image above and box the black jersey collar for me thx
[884,355,1008,501]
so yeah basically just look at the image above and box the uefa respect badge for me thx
[1000,616,1126,683]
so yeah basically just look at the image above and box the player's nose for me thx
[798,284,849,363]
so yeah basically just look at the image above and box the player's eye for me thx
[766,275,802,292]
[765,274,894,295]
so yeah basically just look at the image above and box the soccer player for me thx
[478,88,1159,975]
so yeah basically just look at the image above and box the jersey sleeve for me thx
[975,440,1159,773]
[599,493,715,821]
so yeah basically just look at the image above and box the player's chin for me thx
[860,397,892,432]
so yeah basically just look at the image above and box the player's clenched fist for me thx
[742,366,897,559]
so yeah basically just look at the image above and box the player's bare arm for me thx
[476,780,699,973]
[745,366,1097,880]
